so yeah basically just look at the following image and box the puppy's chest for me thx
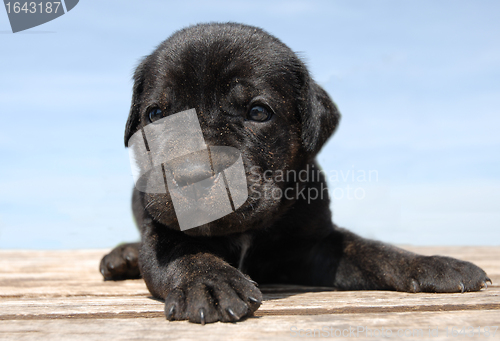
[229,234,252,273]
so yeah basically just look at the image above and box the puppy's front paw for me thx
[100,243,141,280]
[405,255,490,293]
[164,266,262,324]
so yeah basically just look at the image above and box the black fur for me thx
[100,23,490,324]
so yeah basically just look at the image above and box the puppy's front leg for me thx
[327,228,490,293]
[140,224,262,324]
[100,242,141,280]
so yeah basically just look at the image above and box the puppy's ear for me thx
[124,59,147,147]
[301,80,341,155]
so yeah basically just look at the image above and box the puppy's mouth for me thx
[142,146,249,232]
[167,175,231,232]
[166,167,226,210]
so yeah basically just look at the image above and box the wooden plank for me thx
[1,288,499,320]
[1,311,499,341]
[0,247,499,340]
[0,250,149,298]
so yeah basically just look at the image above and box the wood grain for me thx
[0,247,499,340]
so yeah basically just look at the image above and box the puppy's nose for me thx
[165,147,241,187]
[167,150,213,186]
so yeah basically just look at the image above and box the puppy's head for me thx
[125,23,340,236]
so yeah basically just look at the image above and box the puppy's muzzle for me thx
[128,108,249,231]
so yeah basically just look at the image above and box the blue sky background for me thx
[0,0,499,249]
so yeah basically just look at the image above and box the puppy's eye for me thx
[148,108,164,123]
[248,105,272,122]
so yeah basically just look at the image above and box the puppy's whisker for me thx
[155,209,166,221]
[144,199,156,211]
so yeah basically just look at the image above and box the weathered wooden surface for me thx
[0,246,499,340]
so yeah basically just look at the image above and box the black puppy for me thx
[100,23,490,324]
